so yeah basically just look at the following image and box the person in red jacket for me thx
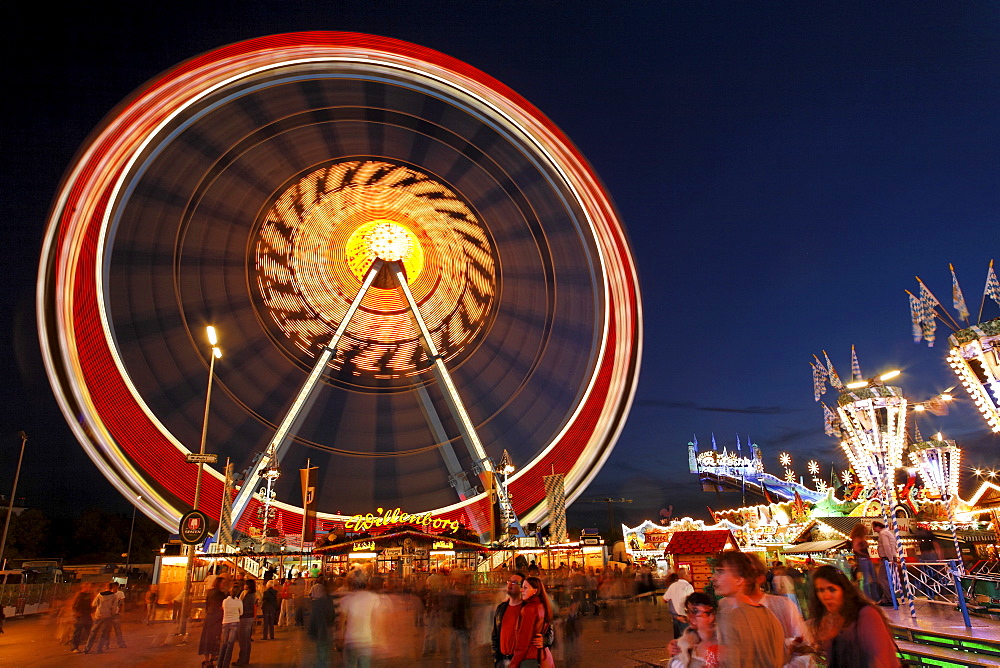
[510,576,554,668]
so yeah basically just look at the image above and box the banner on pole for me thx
[300,466,318,543]
[220,461,234,547]
[543,472,568,544]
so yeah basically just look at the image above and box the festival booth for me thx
[313,507,487,576]
[662,530,739,590]
[314,527,488,575]
[622,520,672,573]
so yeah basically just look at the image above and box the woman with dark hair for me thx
[806,565,897,667]
[199,576,228,667]
[511,576,555,668]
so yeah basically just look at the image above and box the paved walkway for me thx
[0,607,674,668]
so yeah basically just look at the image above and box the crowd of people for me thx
[666,553,899,667]
[34,549,905,667]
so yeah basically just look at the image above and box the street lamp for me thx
[178,327,221,636]
[124,495,141,582]
[0,431,28,570]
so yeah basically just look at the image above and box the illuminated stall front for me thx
[313,507,487,575]
[315,528,488,575]
[622,520,672,572]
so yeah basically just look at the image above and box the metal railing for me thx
[902,561,960,604]
[0,583,72,615]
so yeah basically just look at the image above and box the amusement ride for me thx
[36,33,643,553]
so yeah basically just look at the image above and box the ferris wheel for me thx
[37,32,642,537]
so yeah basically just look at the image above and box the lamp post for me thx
[178,327,221,636]
[0,431,28,570]
[124,495,141,582]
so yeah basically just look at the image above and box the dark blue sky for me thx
[3,2,998,531]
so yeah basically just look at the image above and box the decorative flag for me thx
[481,470,502,541]
[950,264,970,321]
[986,260,1000,308]
[792,490,806,518]
[851,345,863,382]
[300,465,318,544]
[692,434,699,451]
[711,433,717,450]
[220,460,234,547]
[822,403,840,437]
[823,351,843,390]
[760,480,775,505]
[736,434,742,452]
[907,291,923,343]
[918,280,938,347]
[543,472,568,545]
[812,360,827,401]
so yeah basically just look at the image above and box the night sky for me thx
[3,2,998,533]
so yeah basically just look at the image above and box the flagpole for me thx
[977,259,995,324]
[300,458,309,577]
[949,264,970,325]
[915,277,961,331]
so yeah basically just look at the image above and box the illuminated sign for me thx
[695,450,764,477]
[343,507,461,533]
[432,540,454,550]
[353,541,376,551]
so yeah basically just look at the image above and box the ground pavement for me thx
[0,604,675,667]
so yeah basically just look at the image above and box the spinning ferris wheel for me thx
[37,33,642,538]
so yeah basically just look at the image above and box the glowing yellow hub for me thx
[345,219,424,282]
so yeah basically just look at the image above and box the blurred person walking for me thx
[850,523,879,602]
[338,577,381,668]
[261,580,279,640]
[106,581,126,649]
[749,570,813,667]
[83,582,117,654]
[804,565,897,667]
[872,521,898,606]
[663,569,694,638]
[233,579,257,665]
[712,551,784,667]
[442,572,473,668]
[277,579,293,627]
[144,584,159,624]
[199,575,227,667]
[69,583,94,653]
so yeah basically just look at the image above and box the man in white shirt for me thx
[873,520,898,606]
[339,578,381,667]
[750,573,811,667]
[663,568,694,638]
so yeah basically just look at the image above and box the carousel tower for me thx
[910,262,1000,433]
[908,438,961,501]
[813,349,918,618]
[837,376,908,504]
[813,349,907,503]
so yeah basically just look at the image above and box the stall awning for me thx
[782,540,847,554]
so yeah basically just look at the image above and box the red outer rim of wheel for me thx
[38,32,642,533]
